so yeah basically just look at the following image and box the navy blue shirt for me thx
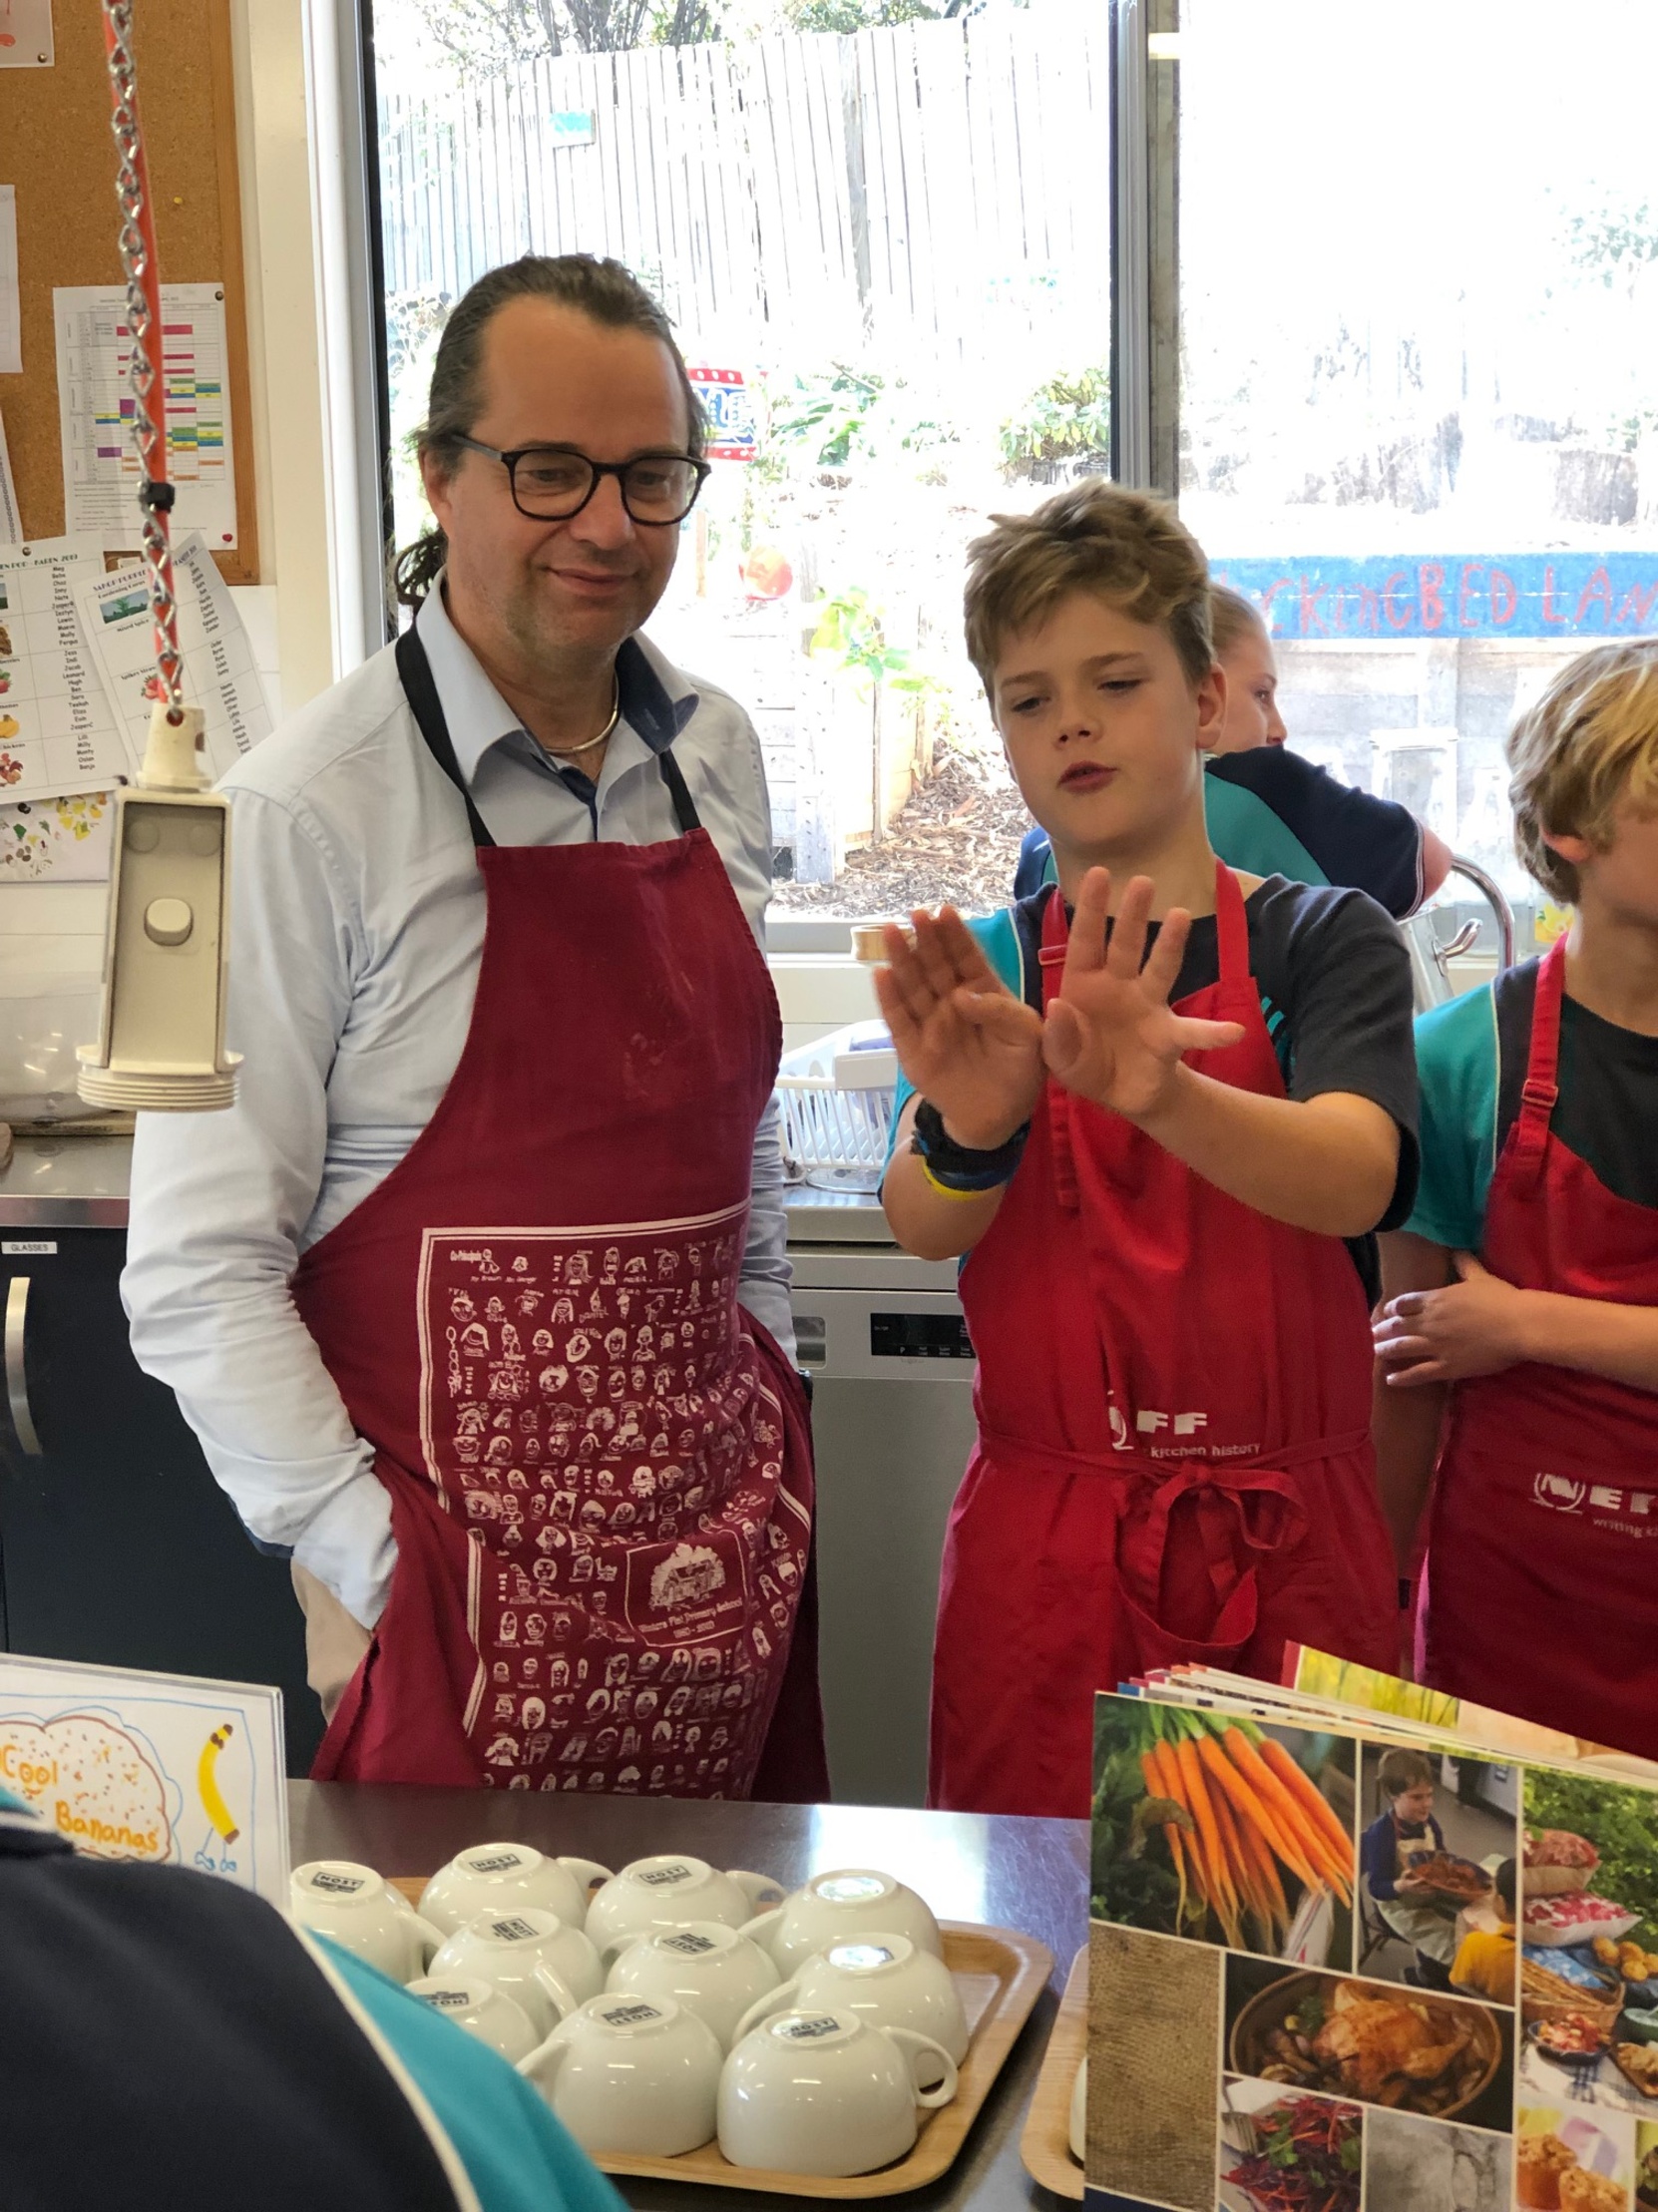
[1014,749,1428,916]
[1361,1806,1447,1903]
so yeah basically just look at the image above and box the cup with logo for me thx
[420,1841,614,1937]
[428,1908,603,2035]
[289,1860,445,1984]
[605,1920,781,2050]
[518,1991,723,2156]
[718,2006,959,2176]
[584,1855,781,1960]
[733,1934,968,2067]
[740,1870,943,1974]
[406,1975,540,2063]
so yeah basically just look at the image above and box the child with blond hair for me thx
[1375,640,1658,1757]
[877,483,1414,1818]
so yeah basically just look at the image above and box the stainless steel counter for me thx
[0,1143,900,1241]
[0,1134,134,1228]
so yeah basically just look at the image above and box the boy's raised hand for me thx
[1043,869,1246,1118]
[876,907,1044,1149]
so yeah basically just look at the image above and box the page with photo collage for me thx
[1087,1681,1658,2212]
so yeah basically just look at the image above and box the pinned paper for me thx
[0,536,134,801]
[53,282,236,547]
[0,189,18,374]
[0,1651,287,1905]
[0,405,20,542]
[77,532,271,782]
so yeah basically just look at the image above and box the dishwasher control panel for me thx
[789,1288,974,1378]
[869,1311,974,1361]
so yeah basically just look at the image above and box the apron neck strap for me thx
[1213,860,1249,982]
[1507,937,1567,1193]
[394,625,702,848]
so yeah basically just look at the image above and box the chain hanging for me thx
[103,0,184,723]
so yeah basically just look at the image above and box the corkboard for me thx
[0,0,259,580]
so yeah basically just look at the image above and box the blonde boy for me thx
[877,483,1415,1818]
[1375,640,1658,1759]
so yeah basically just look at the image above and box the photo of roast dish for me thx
[1226,1962,1508,2124]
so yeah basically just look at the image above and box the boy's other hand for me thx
[1373,1251,1529,1385]
[1042,870,1246,1119]
[875,907,1044,1150]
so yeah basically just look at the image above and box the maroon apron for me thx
[931,864,1399,1817]
[293,630,826,1798]
[1422,938,1658,1758]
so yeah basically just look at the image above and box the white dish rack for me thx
[774,1020,898,1193]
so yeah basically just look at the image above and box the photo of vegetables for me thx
[1092,1698,1357,1966]
[1218,2084,1362,2212]
[1520,1770,1658,2116]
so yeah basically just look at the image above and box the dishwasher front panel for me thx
[790,1278,978,1809]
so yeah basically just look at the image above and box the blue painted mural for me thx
[1210,554,1658,642]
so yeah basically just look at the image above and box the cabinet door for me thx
[0,1230,323,1774]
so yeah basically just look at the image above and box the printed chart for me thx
[0,538,134,802]
[53,282,237,548]
[78,533,272,783]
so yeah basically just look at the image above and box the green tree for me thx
[785,0,967,30]
[385,0,718,71]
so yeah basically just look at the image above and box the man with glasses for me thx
[124,254,826,1803]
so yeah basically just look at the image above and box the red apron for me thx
[1422,939,1658,1758]
[931,863,1399,1816]
[292,630,826,1799]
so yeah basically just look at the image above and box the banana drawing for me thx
[198,1724,240,1845]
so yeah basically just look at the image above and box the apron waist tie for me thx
[979,1423,1370,1657]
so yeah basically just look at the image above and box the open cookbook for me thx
[1087,1650,1658,2212]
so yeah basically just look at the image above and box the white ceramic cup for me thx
[605,1921,781,2051]
[584,1855,782,1960]
[407,1974,540,2063]
[428,1908,603,2035]
[740,1870,943,1975]
[518,1991,723,2157]
[732,1933,969,2065]
[289,1861,445,1984]
[718,2007,959,2177]
[1068,2056,1086,2163]
[419,1842,613,1937]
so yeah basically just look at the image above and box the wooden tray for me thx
[393,1880,1048,2197]
[1020,1947,1084,2200]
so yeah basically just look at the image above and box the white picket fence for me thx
[377,14,1110,368]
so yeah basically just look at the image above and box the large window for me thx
[368,0,1108,918]
[1180,0,1658,948]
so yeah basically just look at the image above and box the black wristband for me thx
[911,1098,1029,1192]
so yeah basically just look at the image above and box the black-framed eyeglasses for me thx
[452,436,711,525]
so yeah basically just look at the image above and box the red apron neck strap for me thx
[1035,889,1079,1207]
[1213,861,1249,983]
[1507,938,1566,1193]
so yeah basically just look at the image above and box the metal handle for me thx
[1431,918,1483,977]
[5,1275,42,1458]
[1447,856,1516,972]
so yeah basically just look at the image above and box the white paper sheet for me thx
[53,282,237,548]
[0,187,19,375]
[0,537,136,803]
[0,1651,288,1905]
[0,405,20,543]
[77,533,272,783]
[0,788,114,882]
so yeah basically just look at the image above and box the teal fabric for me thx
[1030,759,1334,892]
[1403,983,1501,1251]
[1202,770,1331,886]
[317,1937,626,2212]
[888,907,1024,1153]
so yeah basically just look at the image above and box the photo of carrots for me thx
[1092,1698,1359,1969]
